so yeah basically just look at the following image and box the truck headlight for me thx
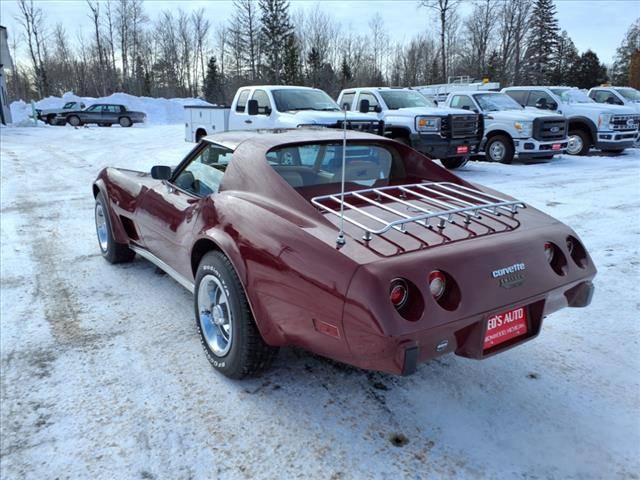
[416,116,441,132]
[514,120,533,137]
[597,114,613,130]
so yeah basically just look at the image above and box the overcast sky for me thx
[1,0,638,66]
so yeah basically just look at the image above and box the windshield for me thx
[266,143,396,188]
[379,90,436,109]
[550,88,593,104]
[272,89,340,112]
[615,87,640,102]
[474,93,522,111]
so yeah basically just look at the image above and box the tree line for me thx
[8,0,640,106]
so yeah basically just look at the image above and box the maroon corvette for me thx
[93,129,596,378]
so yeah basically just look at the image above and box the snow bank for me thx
[9,91,213,125]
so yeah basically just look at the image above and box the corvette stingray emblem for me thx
[492,263,526,289]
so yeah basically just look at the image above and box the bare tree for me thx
[464,0,498,78]
[369,13,389,82]
[16,0,49,96]
[192,8,211,94]
[420,0,462,82]
[233,0,260,81]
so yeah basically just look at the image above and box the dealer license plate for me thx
[483,306,528,350]
[456,145,469,154]
[552,143,561,150]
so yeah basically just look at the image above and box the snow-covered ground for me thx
[1,124,638,479]
[10,92,212,125]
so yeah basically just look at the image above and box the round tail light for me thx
[390,279,408,309]
[429,270,447,299]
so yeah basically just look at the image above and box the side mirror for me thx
[342,102,351,111]
[359,99,370,113]
[462,105,470,110]
[535,98,548,109]
[247,99,259,116]
[151,165,172,180]
[374,105,382,113]
[264,106,272,115]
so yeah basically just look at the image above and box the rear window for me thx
[266,143,398,188]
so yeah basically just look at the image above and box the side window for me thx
[594,91,621,105]
[504,90,528,106]
[106,105,119,113]
[340,92,355,110]
[526,90,556,109]
[252,89,272,115]
[173,144,234,197]
[358,92,379,112]
[86,105,102,112]
[236,90,250,113]
[450,95,476,110]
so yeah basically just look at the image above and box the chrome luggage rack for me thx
[311,182,526,241]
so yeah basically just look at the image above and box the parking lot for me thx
[1,124,638,479]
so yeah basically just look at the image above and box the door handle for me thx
[244,119,252,124]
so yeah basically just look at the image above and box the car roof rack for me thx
[311,182,525,242]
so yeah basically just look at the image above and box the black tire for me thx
[119,117,132,127]
[95,192,135,264]
[195,129,207,142]
[46,115,56,125]
[68,115,81,127]
[440,157,469,170]
[195,251,277,379]
[566,129,590,156]
[485,135,514,164]
[393,136,411,146]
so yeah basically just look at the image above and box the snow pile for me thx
[9,92,213,125]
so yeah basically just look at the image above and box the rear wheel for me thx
[95,192,135,264]
[119,117,132,127]
[195,251,277,379]
[440,157,469,170]
[566,130,590,155]
[68,115,81,127]
[46,115,56,125]
[485,135,514,164]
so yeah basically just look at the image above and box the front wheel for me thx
[95,192,135,264]
[440,157,469,170]
[119,117,132,127]
[195,251,277,379]
[485,135,514,164]
[566,130,590,155]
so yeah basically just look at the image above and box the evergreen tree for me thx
[340,55,353,89]
[307,47,322,86]
[486,50,499,81]
[259,0,294,84]
[611,18,640,85]
[282,33,301,85]
[549,30,581,85]
[204,56,223,104]
[574,50,608,89]
[524,0,560,84]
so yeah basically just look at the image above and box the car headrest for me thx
[278,171,304,188]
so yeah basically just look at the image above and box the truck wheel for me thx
[119,117,132,127]
[95,193,135,264]
[440,157,469,170]
[195,251,277,379]
[486,135,514,164]
[68,115,81,127]
[566,130,590,155]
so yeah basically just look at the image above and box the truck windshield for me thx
[550,88,593,104]
[379,90,436,109]
[272,89,340,112]
[474,93,522,111]
[266,143,396,188]
[615,87,640,102]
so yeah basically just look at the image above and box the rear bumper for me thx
[344,279,595,376]
[410,133,480,159]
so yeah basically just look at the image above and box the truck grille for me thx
[441,114,479,139]
[611,115,639,131]
[533,117,567,141]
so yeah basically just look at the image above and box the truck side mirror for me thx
[359,99,370,113]
[247,99,259,116]
[151,165,172,180]
[374,105,382,113]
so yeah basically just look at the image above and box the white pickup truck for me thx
[336,87,480,169]
[185,85,382,143]
[588,86,640,112]
[36,101,86,125]
[443,91,568,164]
[502,86,639,155]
